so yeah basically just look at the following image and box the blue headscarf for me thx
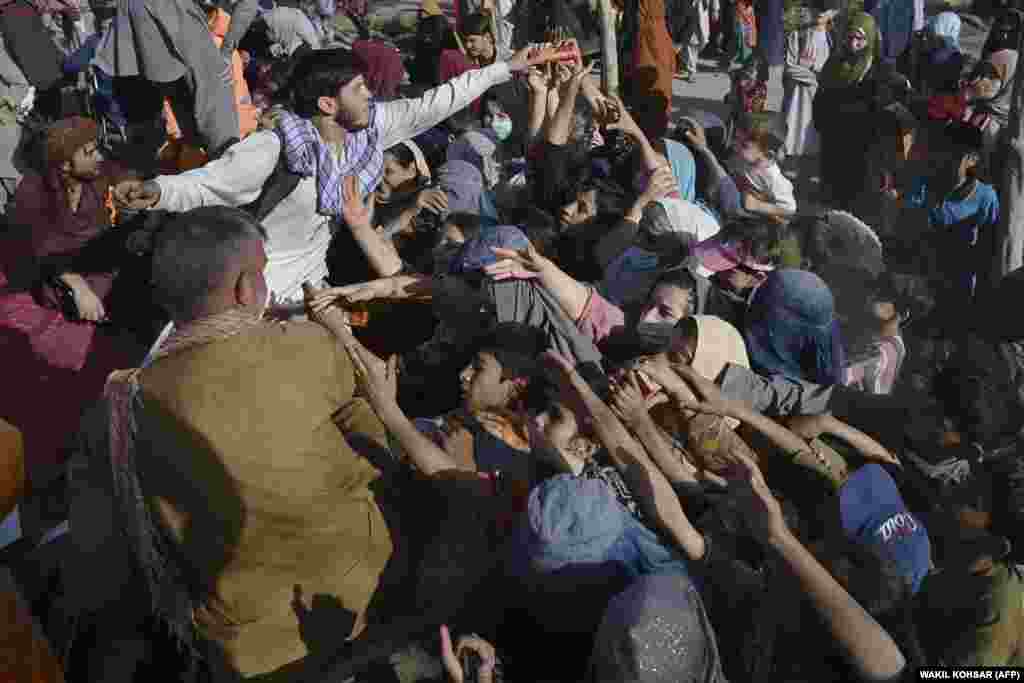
[437,160,500,224]
[744,269,846,385]
[664,139,697,202]
[928,12,961,50]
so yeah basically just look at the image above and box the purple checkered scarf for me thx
[273,107,383,216]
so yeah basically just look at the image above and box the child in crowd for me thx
[725,113,796,222]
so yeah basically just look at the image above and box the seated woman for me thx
[0,117,149,475]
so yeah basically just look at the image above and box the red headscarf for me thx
[353,40,406,100]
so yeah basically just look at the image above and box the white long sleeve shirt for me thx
[153,61,513,303]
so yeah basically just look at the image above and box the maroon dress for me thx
[0,163,142,476]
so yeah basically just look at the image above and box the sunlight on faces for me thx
[638,283,693,326]
[459,351,525,413]
[320,74,373,130]
[731,127,769,166]
[529,400,596,474]
[847,29,868,53]
[379,151,420,201]
[464,32,495,63]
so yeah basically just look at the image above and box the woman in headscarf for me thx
[922,12,964,96]
[743,268,846,385]
[978,48,1018,145]
[813,12,882,210]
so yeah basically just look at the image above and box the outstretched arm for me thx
[543,353,707,562]
[377,46,561,149]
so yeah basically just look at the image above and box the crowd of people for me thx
[2,0,1024,681]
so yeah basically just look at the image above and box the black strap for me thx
[241,149,302,222]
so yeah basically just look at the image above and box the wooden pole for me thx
[598,0,619,96]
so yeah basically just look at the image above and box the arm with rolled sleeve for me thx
[152,130,281,212]
[376,62,512,150]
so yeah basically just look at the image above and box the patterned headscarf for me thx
[589,574,728,683]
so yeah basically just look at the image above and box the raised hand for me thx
[415,187,448,215]
[303,281,353,340]
[484,242,547,280]
[440,625,497,683]
[609,371,653,425]
[603,95,643,139]
[639,165,679,204]
[347,340,398,409]
[340,175,371,228]
[718,447,789,545]
[306,278,396,314]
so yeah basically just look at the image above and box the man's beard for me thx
[335,109,369,132]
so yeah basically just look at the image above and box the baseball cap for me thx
[839,464,932,593]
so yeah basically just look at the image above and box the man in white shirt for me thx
[113,46,546,305]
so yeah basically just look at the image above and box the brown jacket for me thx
[135,321,392,676]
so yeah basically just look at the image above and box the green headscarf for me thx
[820,12,881,90]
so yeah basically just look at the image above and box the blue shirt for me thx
[906,177,999,301]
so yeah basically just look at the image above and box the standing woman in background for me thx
[619,0,675,139]
[781,8,832,178]
[813,11,881,210]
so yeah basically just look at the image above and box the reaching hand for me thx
[558,58,594,95]
[508,44,561,72]
[662,363,740,418]
[629,354,689,397]
[440,625,497,683]
[718,448,789,546]
[484,241,548,280]
[64,275,106,322]
[526,66,549,93]
[306,279,396,313]
[682,121,709,149]
[639,165,678,204]
[340,175,371,228]
[347,340,398,409]
[112,179,160,210]
[415,187,449,215]
[609,371,653,425]
[603,95,643,139]
[303,282,354,341]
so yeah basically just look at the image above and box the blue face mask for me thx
[491,114,513,141]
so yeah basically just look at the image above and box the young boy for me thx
[724,113,797,222]
[904,123,999,319]
[844,277,909,396]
